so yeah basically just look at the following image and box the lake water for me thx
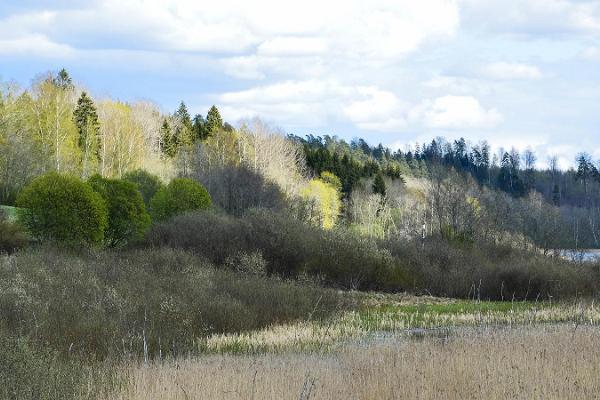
[558,249,600,263]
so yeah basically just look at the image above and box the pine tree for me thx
[192,114,208,141]
[160,119,176,158]
[372,172,386,197]
[53,68,74,90]
[73,91,100,177]
[174,101,193,147]
[205,105,223,137]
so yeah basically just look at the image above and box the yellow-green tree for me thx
[301,177,341,229]
[27,71,80,174]
[97,101,145,177]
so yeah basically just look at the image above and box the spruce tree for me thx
[205,105,223,137]
[174,101,193,147]
[372,172,386,197]
[160,119,176,158]
[73,91,100,177]
[192,114,208,141]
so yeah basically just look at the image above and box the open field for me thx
[113,324,600,400]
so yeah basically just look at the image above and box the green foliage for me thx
[0,207,28,253]
[73,91,100,177]
[122,169,164,207]
[16,173,107,246]
[372,172,387,196]
[150,178,211,221]
[301,177,341,229]
[160,118,176,158]
[205,105,223,137]
[89,175,151,247]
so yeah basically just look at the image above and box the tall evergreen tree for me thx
[174,101,193,147]
[73,91,100,177]
[372,172,387,197]
[160,119,176,158]
[205,105,223,137]
[53,68,74,90]
[192,114,208,141]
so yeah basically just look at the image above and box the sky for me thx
[1,0,600,169]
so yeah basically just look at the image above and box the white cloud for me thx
[412,95,502,129]
[0,34,74,58]
[581,46,600,61]
[483,62,543,80]
[218,80,409,131]
[0,0,460,75]
[461,0,600,37]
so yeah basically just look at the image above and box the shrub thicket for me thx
[0,247,341,359]
[147,209,598,299]
[16,173,107,246]
[382,236,597,299]
[146,210,411,290]
[122,169,164,207]
[150,178,211,221]
[89,175,151,247]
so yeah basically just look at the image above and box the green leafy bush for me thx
[150,178,211,221]
[89,175,151,247]
[122,169,164,207]
[16,173,107,246]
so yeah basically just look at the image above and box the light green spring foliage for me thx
[88,175,151,247]
[16,172,108,246]
[301,173,342,229]
[150,178,211,221]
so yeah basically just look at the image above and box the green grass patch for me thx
[375,300,539,315]
[0,205,19,222]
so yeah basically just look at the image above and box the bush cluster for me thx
[147,209,598,299]
[14,171,211,247]
[382,236,597,299]
[150,178,212,221]
[146,209,411,290]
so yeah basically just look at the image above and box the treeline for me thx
[0,69,231,204]
[294,134,600,249]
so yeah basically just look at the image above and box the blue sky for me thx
[1,0,600,168]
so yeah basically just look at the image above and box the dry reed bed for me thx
[114,325,600,400]
[198,301,600,354]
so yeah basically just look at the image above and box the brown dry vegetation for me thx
[113,325,600,400]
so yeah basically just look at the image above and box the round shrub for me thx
[150,178,211,221]
[89,175,151,247]
[16,173,107,246]
[122,169,164,207]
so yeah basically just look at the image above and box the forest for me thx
[2,69,600,399]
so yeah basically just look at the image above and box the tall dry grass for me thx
[114,325,600,400]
